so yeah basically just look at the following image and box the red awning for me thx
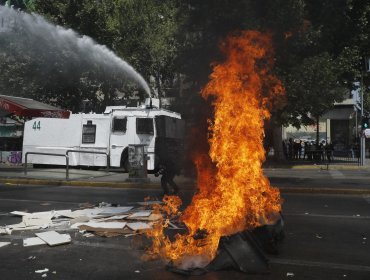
[0,95,70,119]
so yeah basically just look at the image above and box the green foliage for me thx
[283,53,346,126]
[1,0,370,123]
[107,0,183,97]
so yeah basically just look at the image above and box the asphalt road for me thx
[0,184,369,280]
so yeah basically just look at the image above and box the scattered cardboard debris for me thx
[70,216,90,225]
[23,214,53,227]
[75,221,126,230]
[10,225,42,231]
[35,268,49,274]
[36,231,71,246]
[127,222,152,231]
[67,208,105,218]
[98,207,133,215]
[54,210,73,218]
[6,222,27,229]
[128,211,152,219]
[129,213,162,221]
[95,215,128,222]
[1,201,162,243]
[78,225,134,237]
[0,242,11,248]
[23,237,46,247]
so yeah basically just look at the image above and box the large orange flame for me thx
[145,30,285,268]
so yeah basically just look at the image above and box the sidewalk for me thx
[0,164,370,195]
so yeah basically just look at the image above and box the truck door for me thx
[134,117,155,169]
[109,116,130,167]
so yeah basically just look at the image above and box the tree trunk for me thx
[272,125,284,161]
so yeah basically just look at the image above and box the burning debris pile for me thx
[0,200,169,246]
[145,30,286,273]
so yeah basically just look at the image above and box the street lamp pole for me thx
[361,57,370,166]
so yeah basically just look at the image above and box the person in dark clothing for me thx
[155,163,179,195]
[288,138,294,159]
[326,142,333,162]
[282,140,288,159]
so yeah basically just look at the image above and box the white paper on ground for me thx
[98,207,133,215]
[127,222,152,231]
[69,208,105,218]
[11,225,41,231]
[54,210,73,218]
[24,211,56,218]
[74,221,126,229]
[35,231,71,246]
[23,237,46,247]
[95,215,128,222]
[128,211,152,218]
[0,242,11,248]
[23,234,71,247]
[23,214,53,227]
[70,216,90,225]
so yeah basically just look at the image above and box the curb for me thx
[291,165,366,170]
[0,178,193,189]
[1,178,370,195]
[279,187,370,195]
[264,165,368,170]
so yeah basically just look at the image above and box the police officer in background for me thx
[155,162,179,196]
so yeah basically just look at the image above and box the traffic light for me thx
[362,117,369,130]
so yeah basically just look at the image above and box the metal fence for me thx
[24,150,110,180]
[267,149,360,166]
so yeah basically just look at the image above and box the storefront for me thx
[0,95,70,164]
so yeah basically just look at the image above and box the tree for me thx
[284,53,346,145]
[0,2,151,112]
[105,0,183,99]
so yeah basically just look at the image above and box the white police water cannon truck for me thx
[22,98,184,172]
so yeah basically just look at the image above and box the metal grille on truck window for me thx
[82,122,96,143]
[112,117,127,133]
[136,118,154,135]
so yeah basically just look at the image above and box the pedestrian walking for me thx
[155,162,179,196]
